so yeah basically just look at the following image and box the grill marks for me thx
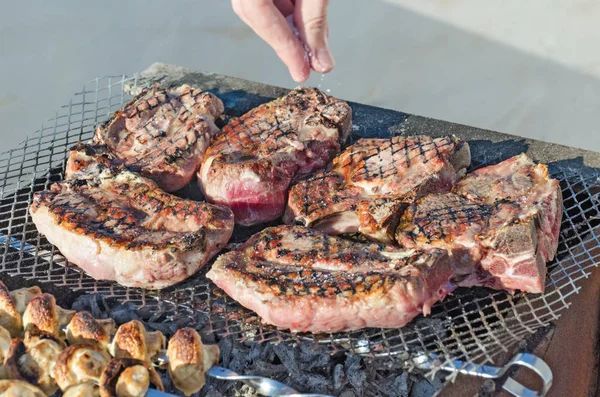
[399,194,498,243]
[199,87,352,226]
[34,148,232,251]
[93,84,224,192]
[396,154,562,293]
[207,226,453,332]
[29,144,234,289]
[285,135,471,243]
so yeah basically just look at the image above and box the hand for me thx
[232,0,333,82]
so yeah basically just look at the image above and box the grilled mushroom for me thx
[0,326,11,360]
[52,344,111,392]
[109,320,165,362]
[66,311,115,350]
[10,286,42,316]
[62,381,100,397]
[4,335,63,395]
[0,326,11,379]
[0,282,22,337]
[0,379,45,397]
[99,358,164,397]
[167,328,220,396]
[23,329,67,350]
[22,293,75,338]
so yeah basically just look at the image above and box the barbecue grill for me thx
[1,63,599,396]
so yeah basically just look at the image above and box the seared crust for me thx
[286,135,471,243]
[167,328,200,365]
[167,328,220,396]
[30,144,234,289]
[110,320,165,362]
[22,294,75,338]
[66,311,115,350]
[92,84,224,192]
[199,87,352,225]
[0,281,21,337]
[207,225,453,332]
[5,335,63,395]
[396,154,562,294]
[24,329,67,350]
[4,339,36,384]
[53,344,111,391]
[33,147,234,251]
[99,358,164,397]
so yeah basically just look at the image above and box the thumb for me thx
[295,0,334,73]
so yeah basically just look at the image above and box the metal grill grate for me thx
[1,75,599,379]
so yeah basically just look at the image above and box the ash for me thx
[73,294,445,397]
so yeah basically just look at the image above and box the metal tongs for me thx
[413,352,553,397]
[207,366,335,397]
[203,352,551,397]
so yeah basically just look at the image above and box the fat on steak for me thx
[207,225,453,333]
[396,154,562,293]
[285,135,471,243]
[92,84,224,192]
[198,87,352,226]
[30,144,234,289]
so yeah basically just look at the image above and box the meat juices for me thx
[30,144,234,289]
[93,84,224,192]
[199,87,352,226]
[207,226,453,333]
[396,154,562,293]
[286,135,471,243]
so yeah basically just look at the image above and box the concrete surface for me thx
[1,0,599,151]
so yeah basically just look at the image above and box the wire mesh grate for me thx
[0,74,599,377]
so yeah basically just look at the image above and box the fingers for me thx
[274,0,295,16]
[295,0,334,73]
[232,0,310,82]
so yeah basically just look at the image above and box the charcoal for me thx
[202,387,224,397]
[273,343,301,376]
[259,343,276,363]
[218,338,233,368]
[409,379,438,397]
[376,372,411,397]
[72,293,111,318]
[248,342,263,361]
[345,355,367,394]
[299,343,330,370]
[69,295,442,397]
[333,363,346,390]
[292,373,330,394]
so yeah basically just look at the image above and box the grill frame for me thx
[1,71,599,380]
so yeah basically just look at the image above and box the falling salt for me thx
[286,14,334,94]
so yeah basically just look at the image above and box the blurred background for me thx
[1,0,599,151]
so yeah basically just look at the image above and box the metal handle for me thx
[414,352,553,397]
[207,366,335,397]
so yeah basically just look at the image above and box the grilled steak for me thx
[30,144,234,289]
[453,153,562,263]
[92,84,224,192]
[396,154,562,293]
[207,225,453,333]
[198,87,352,226]
[285,135,471,242]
